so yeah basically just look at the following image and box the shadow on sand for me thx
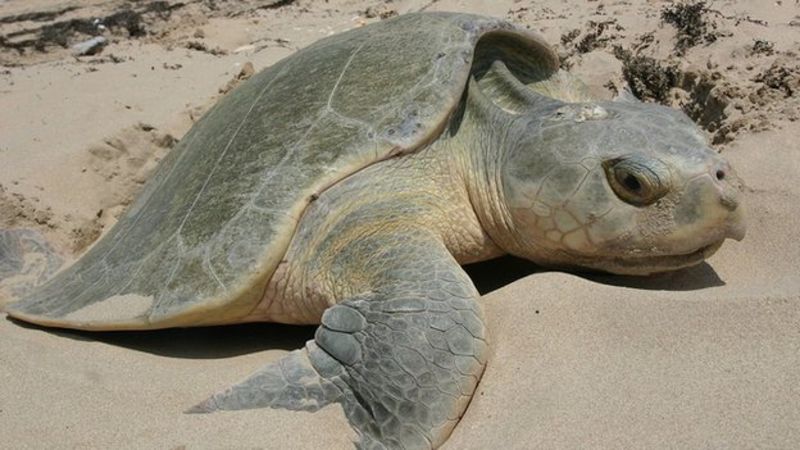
[465,254,725,295]
[7,254,723,360]
[8,317,315,359]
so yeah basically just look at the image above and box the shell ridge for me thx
[326,42,367,111]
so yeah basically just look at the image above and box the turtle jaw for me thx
[590,239,725,276]
[568,204,745,277]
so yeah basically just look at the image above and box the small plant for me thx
[661,1,718,54]
[613,47,680,103]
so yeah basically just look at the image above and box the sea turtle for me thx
[4,12,745,449]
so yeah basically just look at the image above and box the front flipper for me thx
[192,233,488,449]
[186,346,342,413]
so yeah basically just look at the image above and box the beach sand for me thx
[1,0,798,448]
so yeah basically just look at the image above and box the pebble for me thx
[71,36,107,56]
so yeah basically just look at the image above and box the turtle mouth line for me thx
[563,239,727,276]
[576,239,725,276]
[614,239,725,270]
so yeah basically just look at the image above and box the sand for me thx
[0,0,798,448]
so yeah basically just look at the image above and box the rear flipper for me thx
[0,229,63,307]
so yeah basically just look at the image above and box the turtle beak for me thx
[725,207,746,241]
[714,160,746,241]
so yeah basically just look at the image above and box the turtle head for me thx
[497,98,746,275]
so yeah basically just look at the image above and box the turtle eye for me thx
[603,156,669,206]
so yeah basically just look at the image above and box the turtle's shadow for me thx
[7,255,722,360]
[8,317,315,359]
[465,255,725,295]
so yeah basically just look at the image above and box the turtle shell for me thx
[6,12,558,330]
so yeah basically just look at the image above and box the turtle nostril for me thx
[715,169,725,181]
